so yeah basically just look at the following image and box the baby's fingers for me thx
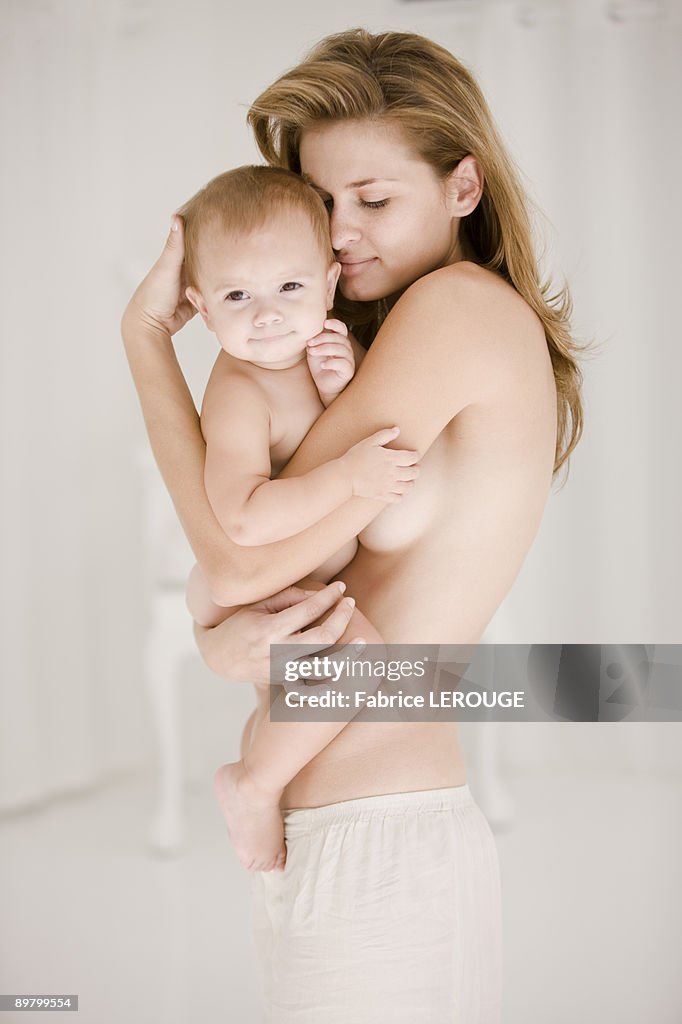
[321,356,353,373]
[391,479,418,495]
[323,318,349,336]
[395,465,420,482]
[390,448,421,466]
[307,340,352,357]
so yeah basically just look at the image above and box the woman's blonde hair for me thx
[248,28,583,475]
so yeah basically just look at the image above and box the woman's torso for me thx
[249,267,558,808]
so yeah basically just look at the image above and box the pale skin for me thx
[183,209,420,870]
[121,118,558,873]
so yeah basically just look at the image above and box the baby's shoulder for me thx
[201,352,267,421]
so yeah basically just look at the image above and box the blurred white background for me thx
[1,0,681,1021]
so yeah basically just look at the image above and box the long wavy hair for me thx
[248,28,584,475]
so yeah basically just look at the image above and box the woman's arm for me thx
[279,266,486,478]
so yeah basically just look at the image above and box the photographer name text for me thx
[283,689,526,710]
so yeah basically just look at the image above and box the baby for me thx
[179,166,420,871]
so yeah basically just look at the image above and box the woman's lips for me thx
[339,258,377,278]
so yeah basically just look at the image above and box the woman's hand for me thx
[193,581,361,687]
[122,215,196,341]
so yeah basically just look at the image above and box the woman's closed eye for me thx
[318,196,390,211]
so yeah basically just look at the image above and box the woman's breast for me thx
[358,432,452,554]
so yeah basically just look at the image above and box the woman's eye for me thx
[361,199,389,209]
[225,290,248,302]
[281,282,302,292]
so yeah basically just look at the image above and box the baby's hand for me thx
[307,319,354,406]
[341,427,420,503]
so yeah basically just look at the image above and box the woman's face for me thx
[299,119,461,303]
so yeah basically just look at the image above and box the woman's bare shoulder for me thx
[390,260,548,381]
[403,261,541,333]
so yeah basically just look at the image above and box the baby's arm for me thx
[203,374,419,548]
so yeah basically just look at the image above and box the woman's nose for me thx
[329,207,362,251]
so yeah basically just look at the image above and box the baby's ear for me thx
[185,286,210,323]
[326,261,342,308]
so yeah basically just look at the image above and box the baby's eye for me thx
[225,290,249,302]
[360,199,389,209]
[281,282,303,292]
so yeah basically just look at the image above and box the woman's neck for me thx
[385,232,476,313]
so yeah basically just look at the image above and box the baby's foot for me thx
[213,761,287,873]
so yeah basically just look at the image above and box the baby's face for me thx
[187,210,340,369]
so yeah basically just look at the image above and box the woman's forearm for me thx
[121,320,383,604]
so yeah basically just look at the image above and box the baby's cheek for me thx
[299,306,327,341]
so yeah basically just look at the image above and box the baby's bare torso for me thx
[203,351,356,579]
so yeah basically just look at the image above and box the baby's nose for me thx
[253,305,283,327]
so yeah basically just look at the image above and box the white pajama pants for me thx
[250,784,502,1023]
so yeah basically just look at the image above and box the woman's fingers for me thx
[261,585,318,614]
[290,596,356,655]
[149,215,185,286]
[124,213,195,336]
[275,580,347,634]
[275,582,355,647]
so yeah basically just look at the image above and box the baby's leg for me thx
[240,705,258,761]
[213,590,383,873]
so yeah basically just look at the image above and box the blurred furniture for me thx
[136,445,196,855]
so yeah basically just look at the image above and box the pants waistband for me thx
[282,784,473,835]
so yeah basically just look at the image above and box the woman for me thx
[122,28,582,1024]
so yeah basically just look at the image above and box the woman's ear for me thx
[326,261,342,309]
[185,286,211,327]
[445,155,484,217]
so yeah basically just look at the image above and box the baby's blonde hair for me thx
[248,28,584,476]
[180,164,334,289]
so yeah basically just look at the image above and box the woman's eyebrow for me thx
[302,174,399,190]
[347,177,399,188]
